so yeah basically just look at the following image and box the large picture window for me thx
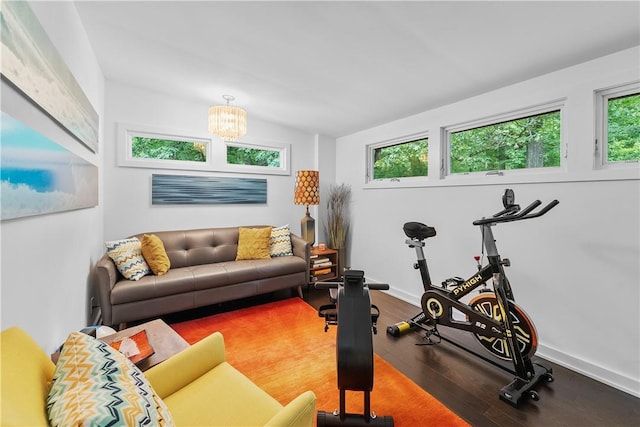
[446,104,562,176]
[596,82,640,168]
[367,135,428,182]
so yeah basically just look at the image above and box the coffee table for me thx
[100,319,189,371]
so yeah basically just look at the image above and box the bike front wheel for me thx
[469,294,538,361]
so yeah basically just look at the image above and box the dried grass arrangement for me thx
[324,183,351,251]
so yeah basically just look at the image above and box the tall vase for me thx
[337,247,348,279]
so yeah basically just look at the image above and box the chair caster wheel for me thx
[529,390,540,401]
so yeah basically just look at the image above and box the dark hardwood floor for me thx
[302,287,639,427]
[162,287,639,426]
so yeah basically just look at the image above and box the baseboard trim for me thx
[536,344,639,398]
[384,287,640,398]
[384,287,421,308]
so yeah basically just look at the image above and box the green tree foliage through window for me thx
[373,138,428,179]
[227,146,281,167]
[607,93,640,162]
[449,110,561,174]
[131,137,206,162]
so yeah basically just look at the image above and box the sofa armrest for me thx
[95,253,120,326]
[290,233,310,280]
[264,390,316,427]
[145,332,226,399]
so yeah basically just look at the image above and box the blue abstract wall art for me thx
[0,112,99,220]
[152,174,267,205]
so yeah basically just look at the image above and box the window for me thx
[132,137,207,163]
[118,123,290,175]
[367,136,428,182]
[227,144,282,168]
[446,104,562,176]
[596,82,640,168]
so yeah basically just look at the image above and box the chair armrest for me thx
[145,332,226,399]
[264,390,316,427]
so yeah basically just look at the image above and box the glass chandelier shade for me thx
[208,95,247,141]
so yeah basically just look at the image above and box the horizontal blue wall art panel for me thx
[152,174,267,205]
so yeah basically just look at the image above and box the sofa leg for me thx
[297,285,304,299]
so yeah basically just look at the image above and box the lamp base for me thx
[301,208,316,246]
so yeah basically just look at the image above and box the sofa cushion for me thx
[270,224,294,257]
[141,234,171,275]
[236,227,273,260]
[105,238,151,280]
[111,267,196,304]
[163,361,283,426]
[47,332,173,427]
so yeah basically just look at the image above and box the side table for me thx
[100,319,189,371]
[52,319,189,372]
[310,247,339,283]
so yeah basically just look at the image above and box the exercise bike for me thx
[387,189,558,406]
[316,270,394,427]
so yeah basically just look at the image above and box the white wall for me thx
[102,81,318,240]
[316,134,337,245]
[336,47,640,396]
[0,2,105,352]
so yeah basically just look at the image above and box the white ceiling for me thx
[74,1,640,138]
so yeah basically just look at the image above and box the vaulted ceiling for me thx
[75,1,640,138]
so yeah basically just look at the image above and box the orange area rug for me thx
[171,297,469,427]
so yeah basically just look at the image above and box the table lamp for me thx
[294,170,319,245]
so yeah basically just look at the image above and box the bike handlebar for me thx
[473,199,559,226]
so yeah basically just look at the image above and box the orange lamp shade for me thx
[294,170,319,206]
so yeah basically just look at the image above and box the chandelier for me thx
[208,95,247,141]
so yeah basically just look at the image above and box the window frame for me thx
[442,100,566,180]
[117,123,291,175]
[366,131,429,185]
[118,123,214,171]
[595,81,640,170]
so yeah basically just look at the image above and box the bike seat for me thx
[403,222,436,240]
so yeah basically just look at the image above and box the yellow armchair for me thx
[145,332,316,426]
[1,327,315,427]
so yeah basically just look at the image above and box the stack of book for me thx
[311,255,335,282]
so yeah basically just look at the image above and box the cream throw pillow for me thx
[270,224,294,257]
[104,238,150,280]
[236,227,273,260]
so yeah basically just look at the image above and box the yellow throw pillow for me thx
[141,234,171,275]
[236,227,273,260]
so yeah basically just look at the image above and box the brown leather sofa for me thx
[95,226,310,327]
